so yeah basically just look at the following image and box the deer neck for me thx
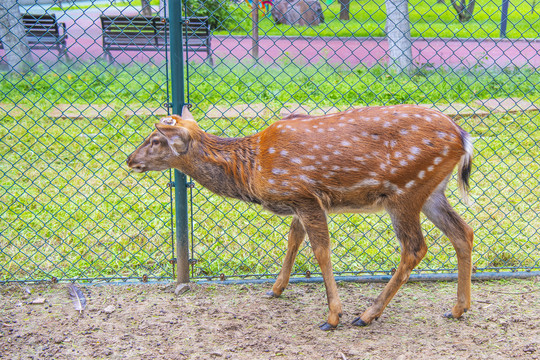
[181,132,260,204]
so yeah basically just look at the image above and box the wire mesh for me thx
[0,0,538,283]
[0,0,174,283]
[184,0,539,281]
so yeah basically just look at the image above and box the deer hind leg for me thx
[296,206,342,331]
[353,209,427,327]
[422,186,474,319]
[267,216,306,297]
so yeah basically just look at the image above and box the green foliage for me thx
[185,0,234,30]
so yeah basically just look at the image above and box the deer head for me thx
[126,107,200,173]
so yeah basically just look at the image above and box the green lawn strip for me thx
[1,61,539,281]
[223,0,540,39]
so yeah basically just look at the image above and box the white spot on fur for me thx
[410,146,420,155]
[341,140,351,146]
[333,150,342,156]
[427,165,434,171]
[399,160,408,166]
[405,180,415,188]
[280,150,288,156]
[268,147,275,154]
[394,151,402,158]
[322,155,330,161]
[291,157,302,164]
[272,168,288,175]
[298,174,315,184]
[411,125,419,131]
[371,134,379,140]
[433,157,442,165]
[301,165,316,171]
[400,129,408,135]
[441,146,449,156]
[418,170,425,179]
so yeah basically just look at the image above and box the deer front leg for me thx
[267,216,306,298]
[297,206,342,331]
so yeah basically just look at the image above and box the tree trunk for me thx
[385,0,413,74]
[0,0,32,73]
[339,0,350,20]
[450,0,476,22]
[141,0,152,16]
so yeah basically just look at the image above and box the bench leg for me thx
[207,50,214,67]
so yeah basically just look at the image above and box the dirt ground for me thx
[1,278,538,360]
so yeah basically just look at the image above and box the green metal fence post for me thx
[169,0,190,283]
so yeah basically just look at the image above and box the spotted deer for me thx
[127,104,474,330]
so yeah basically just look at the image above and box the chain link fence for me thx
[0,0,538,283]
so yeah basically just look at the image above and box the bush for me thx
[184,0,234,31]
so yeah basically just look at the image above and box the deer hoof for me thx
[265,290,278,298]
[351,317,368,327]
[444,308,467,319]
[319,322,337,331]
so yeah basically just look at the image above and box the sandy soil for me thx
[1,278,538,360]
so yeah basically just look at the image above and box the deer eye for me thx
[151,139,160,147]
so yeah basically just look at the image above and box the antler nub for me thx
[160,117,176,126]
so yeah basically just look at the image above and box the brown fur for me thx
[127,105,474,330]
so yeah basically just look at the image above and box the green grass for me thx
[223,0,540,39]
[0,61,539,281]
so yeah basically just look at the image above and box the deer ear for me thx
[181,106,195,122]
[155,123,191,154]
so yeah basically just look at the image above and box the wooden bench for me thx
[100,15,213,65]
[0,14,68,58]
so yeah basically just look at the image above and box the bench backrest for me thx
[22,14,61,41]
[100,15,210,49]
